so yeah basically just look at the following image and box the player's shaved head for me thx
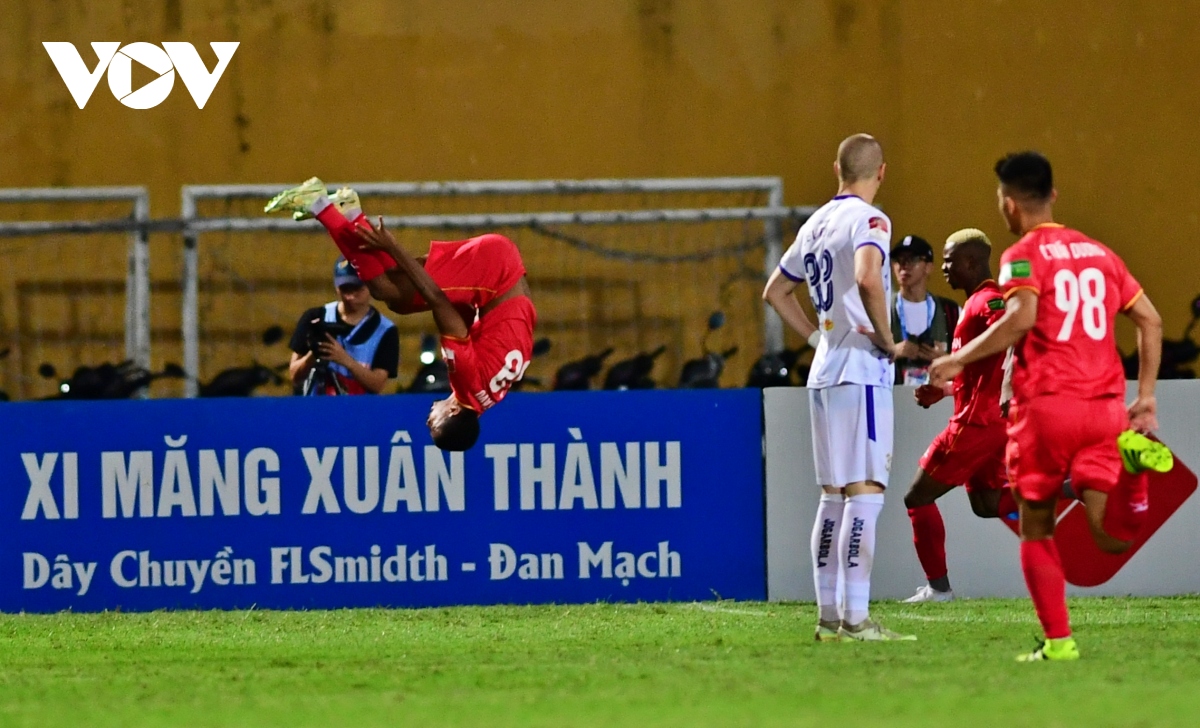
[836,134,884,184]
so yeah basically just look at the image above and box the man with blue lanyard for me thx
[890,235,960,386]
[288,256,400,395]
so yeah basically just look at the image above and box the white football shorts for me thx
[808,384,893,488]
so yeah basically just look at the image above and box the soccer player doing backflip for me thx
[764,134,914,642]
[901,228,1018,603]
[265,179,536,451]
[930,152,1171,661]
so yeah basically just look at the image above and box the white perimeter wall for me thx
[765,380,1200,600]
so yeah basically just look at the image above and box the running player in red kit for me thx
[900,228,1017,603]
[265,178,536,452]
[930,152,1168,662]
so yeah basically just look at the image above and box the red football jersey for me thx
[950,280,1007,425]
[441,296,537,414]
[999,224,1143,401]
[418,233,526,310]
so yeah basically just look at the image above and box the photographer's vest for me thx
[890,292,959,386]
[315,303,395,395]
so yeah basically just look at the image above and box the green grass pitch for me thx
[1,597,1198,727]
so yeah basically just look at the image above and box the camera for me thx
[302,318,356,396]
[306,319,354,358]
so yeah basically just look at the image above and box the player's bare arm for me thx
[853,244,895,358]
[355,218,470,340]
[1124,293,1164,432]
[345,225,422,314]
[762,268,819,341]
[377,255,431,315]
[930,289,1037,387]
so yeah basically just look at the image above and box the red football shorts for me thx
[919,421,1007,492]
[1006,394,1126,502]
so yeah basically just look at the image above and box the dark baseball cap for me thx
[891,235,934,262]
[333,256,363,288]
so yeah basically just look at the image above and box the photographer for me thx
[890,235,960,386]
[288,257,399,395]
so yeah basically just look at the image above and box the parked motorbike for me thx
[198,326,289,397]
[677,312,737,388]
[39,360,186,399]
[200,363,287,397]
[603,345,666,390]
[746,313,822,388]
[746,349,809,388]
[553,347,614,391]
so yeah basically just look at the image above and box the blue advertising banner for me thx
[0,389,764,612]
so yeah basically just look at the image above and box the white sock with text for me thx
[811,493,845,623]
[840,493,885,626]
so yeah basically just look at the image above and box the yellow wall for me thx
[3,0,1199,395]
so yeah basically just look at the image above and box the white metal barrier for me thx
[0,179,816,400]
[180,178,804,398]
[0,186,151,376]
[765,380,1200,599]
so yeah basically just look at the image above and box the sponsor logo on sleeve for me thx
[999,259,1032,285]
[986,298,1005,311]
[868,217,889,233]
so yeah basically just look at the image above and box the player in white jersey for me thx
[763,133,914,642]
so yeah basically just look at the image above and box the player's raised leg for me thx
[1067,396,1161,554]
[265,179,407,306]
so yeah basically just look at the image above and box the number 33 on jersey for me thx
[999,224,1143,402]
[777,195,894,389]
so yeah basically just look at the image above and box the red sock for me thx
[345,210,400,273]
[908,504,948,583]
[1020,538,1071,639]
[1103,471,1149,543]
[314,204,396,280]
[997,486,1018,521]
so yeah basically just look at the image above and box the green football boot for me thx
[264,177,328,216]
[1118,430,1174,474]
[291,186,361,221]
[1016,636,1080,662]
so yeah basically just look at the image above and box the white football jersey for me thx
[779,195,894,389]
